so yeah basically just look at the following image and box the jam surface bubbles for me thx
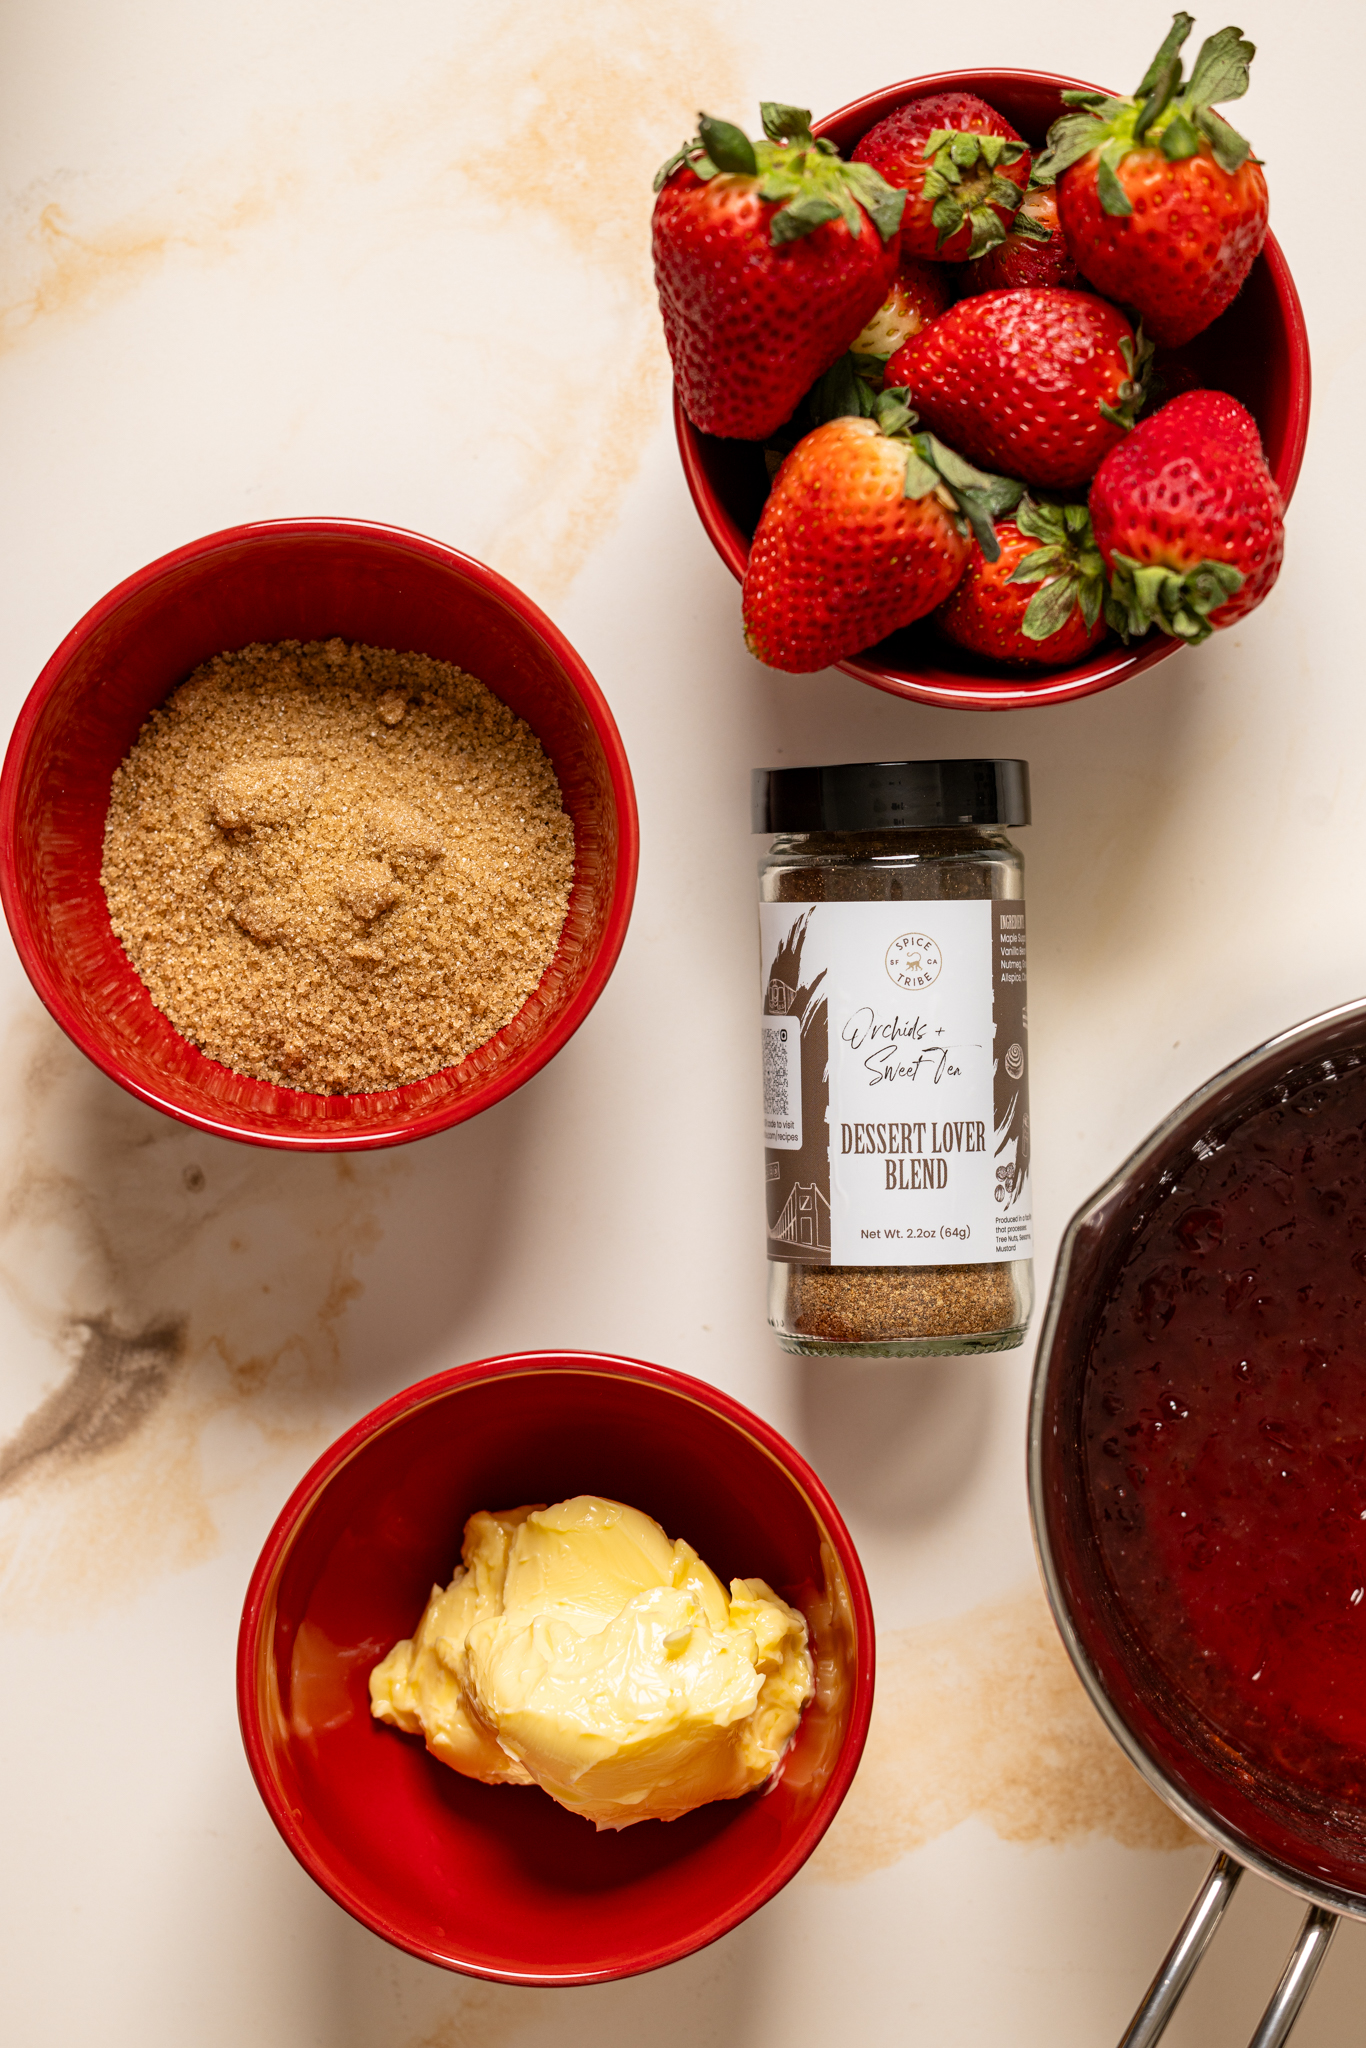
[1084,1058,1366,1802]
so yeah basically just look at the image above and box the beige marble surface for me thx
[2,1,1364,2041]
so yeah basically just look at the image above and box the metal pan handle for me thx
[1120,1852,1243,2047]
[1245,1904,1338,2048]
[1118,1855,1339,2048]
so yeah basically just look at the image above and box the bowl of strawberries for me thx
[658,20,1310,711]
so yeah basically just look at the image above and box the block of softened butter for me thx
[369,1495,815,1830]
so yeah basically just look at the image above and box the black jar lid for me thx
[752,758,1030,834]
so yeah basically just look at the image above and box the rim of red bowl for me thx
[236,1350,878,1982]
[674,67,1312,714]
[0,518,640,1150]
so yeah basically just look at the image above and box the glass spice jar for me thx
[755,758,1033,1358]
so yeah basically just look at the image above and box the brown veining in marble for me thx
[0,1,746,603]
[809,1584,1194,1882]
[408,1989,546,2048]
[0,1013,390,1624]
[450,3,746,596]
[0,1312,186,1491]
[1,180,292,341]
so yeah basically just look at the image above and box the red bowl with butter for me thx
[0,519,638,1149]
[675,68,1311,712]
[237,1352,874,1984]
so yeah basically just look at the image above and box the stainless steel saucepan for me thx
[1029,996,1366,2047]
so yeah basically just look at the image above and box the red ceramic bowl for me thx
[0,519,638,1148]
[237,1352,874,1983]
[676,68,1311,712]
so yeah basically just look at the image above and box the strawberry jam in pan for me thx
[1082,1047,1366,1847]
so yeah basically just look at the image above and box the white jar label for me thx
[760,899,1032,1268]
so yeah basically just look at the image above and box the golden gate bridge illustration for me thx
[771,1181,830,1252]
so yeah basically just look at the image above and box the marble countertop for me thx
[3,1,1363,2041]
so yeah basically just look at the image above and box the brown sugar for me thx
[100,638,575,1095]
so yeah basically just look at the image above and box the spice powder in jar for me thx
[755,759,1033,1357]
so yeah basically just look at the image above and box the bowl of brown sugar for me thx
[0,520,638,1148]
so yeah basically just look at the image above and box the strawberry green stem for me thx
[1105,552,1245,643]
[874,389,1022,558]
[1007,498,1108,641]
[654,103,905,246]
[1034,14,1256,209]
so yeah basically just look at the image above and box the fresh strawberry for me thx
[852,91,1030,261]
[1089,389,1283,642]
[887,288,1150,488]
[937,500,1110,665]
[653,103,904,440]
[742,389,1022,672]
[1034,16,1268,348]
[1152,384,1264,455]
[958,184,1079,295]
[851,254,954,357]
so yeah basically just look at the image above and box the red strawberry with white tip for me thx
[742,389,1021,672]
[652,103,904,440]
[852,91,1031,261]
[887,288,1150,488]
[1034,15,1268,347]
[1089,389,1283,642]
[937,499,1110,665]
[850,254,954,357]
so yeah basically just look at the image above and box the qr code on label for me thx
[763,1024,792,1119]
[761,1016,802,1149]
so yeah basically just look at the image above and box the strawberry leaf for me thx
[1011,208,1053,243]
[920,435,1022,558]
[653,139,712,191]
[988,175,1026,211]
[873,388,919,437]
[949,487,1007,560]
[902,445,942,499]
[1134,54,1182,143]
[843,162,907,240]
[1009,545,1058,580]
[1009,496,1108,640]
[1195,105,1251,174]
[1096,148,1134,216]
[1013,499,1068,547]
[870,395,1019,554]
[809,353,883,424]
[1185,26,1255,106]
[925,161,961,195]
[1099,323,1153,431]
[757,169,802,202]
[1021,574,1082,642]
[770,193,843,244]
[760,103,814,144]
[1106,552,1243,643]
[965,211,1009,259]
[1136,13,1194,97]
[1038,18,1257,191]
[1033,114,1111,185]
[698,115,758,178]
[1160,109,1203,159]
[931,195,966,245]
